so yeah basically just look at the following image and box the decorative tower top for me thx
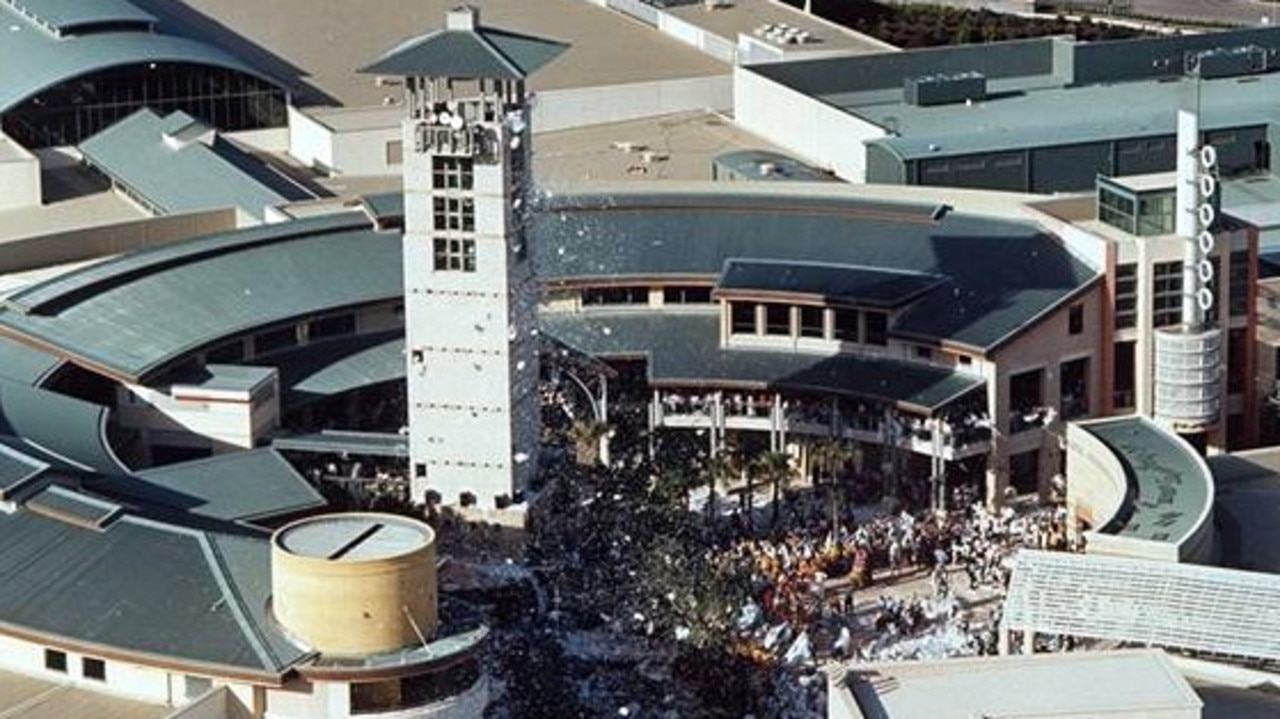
[359,5,567,81]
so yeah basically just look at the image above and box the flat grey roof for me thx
[277,514,431,561]
[1078,416,1213,546]
[843,649,1199,719]
[171,363,276,394]
[541,311,983,412]
[664,0,888,55]
[0,2,279,115]
[154,0,726,108]
[80,109,310,220]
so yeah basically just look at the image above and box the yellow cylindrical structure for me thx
[271,513,437,655]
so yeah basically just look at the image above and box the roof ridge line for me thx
[197,532,279,671]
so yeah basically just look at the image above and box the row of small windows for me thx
[44,649,105,681]
[1115,252,1248,332]
[205,313,360,363]
[580,285,714,306]
[730,302,888,345]
[433,157,474,190]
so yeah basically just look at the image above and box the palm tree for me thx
[703,452,736,522]
[753,451,793,528]
[811,439,854,529]
[568,418,610,467]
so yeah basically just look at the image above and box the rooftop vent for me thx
[904,72,987,107]
[1187,46,1268,79]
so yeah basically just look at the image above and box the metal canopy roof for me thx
[0,377,127,476]
[273,430,409,459]
[79,109,309,220]
[0,3,280,115]
[0,504,307,677]
[717,259,944,308]
[4,0,155,35]
[0,336,61,386]
[271,331,405,408]
[1004,549,1280,663]
[95,448,325,525]
[359,7,567,80]
[541,311,983,412]
[0,214,398,383]
[536,189,1097,352]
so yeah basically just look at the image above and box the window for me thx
[914,346,933,360]
[44,649,67,673]
[1152,260,1184,328]
[1113,340,1136,409]
[958,355,973,367]
[582,286,647,306]
[1229,250,1250,317]
[730,303,756,334]
[385,140,403,167]
[1068,304,1084,335]
[432,197,475,232]
[184,675,213,700]
[433,237,476,272]
[764,304,791,336]
[253,326,298,355]
[833,308,859,343]
[799,306,825,338]
[432,157,474,190]
[414,463,427,479]
[662,286,712,304]
[308,314,356,341]
[1060,357,1089,420]
[1228,328,1247,394]
[1114,263,1137,330]
[205,340,244,364]
[82,657,105,681]
[864,311,888,346]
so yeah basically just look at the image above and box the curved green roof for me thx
[0,4,281,114]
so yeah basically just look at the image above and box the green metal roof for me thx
[359,10,567,80]
[535,190,1096,351]
[95,448,324,524]
[718,259,944,308]
[541,311,983,412]
[79,109,309,220]
[271,331,404,408]
[273,430,409,459]
[0,502,307,677]
[1078,416,1213,547]
[0,214,398,382]
[0,443,47,500]
[0,3,280,114]
[8,0,155,35]
[861,72,1280,162]
[0,377,126,476]
[0,335,61,386]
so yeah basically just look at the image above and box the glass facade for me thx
[2,62,287,148]
[1097,180,1175,237]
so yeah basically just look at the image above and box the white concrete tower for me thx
[361,7,566,507]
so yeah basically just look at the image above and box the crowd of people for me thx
[707,489,1076,674]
